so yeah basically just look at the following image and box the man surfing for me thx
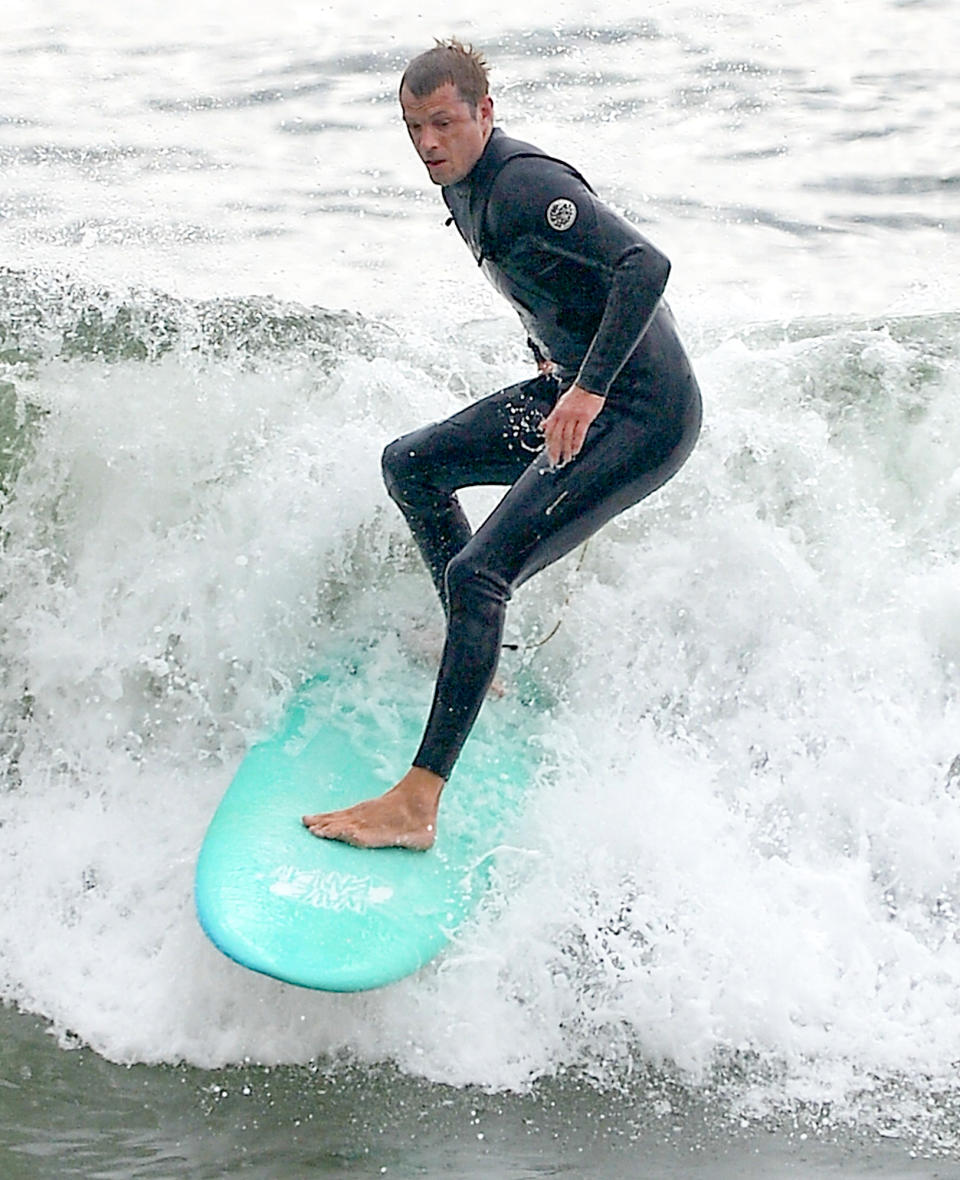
[303,39,701,849]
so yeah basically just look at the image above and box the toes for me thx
[311,825,340,839]
[303,810,348,829]
[305,817,361,845]
[313,825,362,847]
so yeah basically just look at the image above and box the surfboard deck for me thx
[195,646,532,992]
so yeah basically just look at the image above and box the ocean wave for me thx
[1,269,959,1144]
[0,265,390,368]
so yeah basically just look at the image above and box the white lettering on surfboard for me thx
[268,866,394,913]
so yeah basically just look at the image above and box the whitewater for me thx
[1,0,959,1173]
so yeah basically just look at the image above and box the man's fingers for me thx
[544,385,607,465]
[544,414,568,466]
[570,416,589,459]
[544,412,587,466]
[557,419,571,464]
[546,426,563,466]
[542,385,606,464]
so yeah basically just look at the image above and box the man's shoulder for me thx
[486,135,596,241]
[488,131,588,188]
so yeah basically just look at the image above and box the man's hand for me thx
[542,384,606,467]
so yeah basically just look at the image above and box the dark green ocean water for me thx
[5,1006,960,1180]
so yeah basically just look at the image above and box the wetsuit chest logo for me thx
[545,198,577,231]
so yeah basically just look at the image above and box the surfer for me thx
[303,39,701,849]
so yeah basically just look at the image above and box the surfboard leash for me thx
[501,539,590,653]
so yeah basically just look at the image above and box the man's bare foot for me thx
[302,767,445,850]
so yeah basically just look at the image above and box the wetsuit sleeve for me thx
[486,159,671,396]
[576,242,670,395]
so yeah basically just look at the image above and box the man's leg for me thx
[411,393,702,780]
[304,386,701,848]
[381,375,557,609]
[300,376,556,849]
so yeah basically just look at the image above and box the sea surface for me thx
[2,0,959,1176]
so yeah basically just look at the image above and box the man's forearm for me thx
[576,243,671,395]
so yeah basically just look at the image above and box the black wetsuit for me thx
[382,128,702,779]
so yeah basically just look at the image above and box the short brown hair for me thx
[399,39,490,111]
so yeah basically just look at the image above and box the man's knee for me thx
[444,551,511,616]
[381,435,418,503]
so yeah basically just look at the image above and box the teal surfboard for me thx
[195,647,532,992]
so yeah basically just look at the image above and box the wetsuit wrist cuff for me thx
[574,372,609,398]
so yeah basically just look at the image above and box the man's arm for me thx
[492,160,672,460]
[574,241,670,396]
[547,236,670,464]
[492,155,674,401]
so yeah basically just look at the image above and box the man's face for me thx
[400,81,493,186]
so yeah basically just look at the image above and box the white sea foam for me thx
[1,286,958,1140]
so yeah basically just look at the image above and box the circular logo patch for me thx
[545,198,577,232]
